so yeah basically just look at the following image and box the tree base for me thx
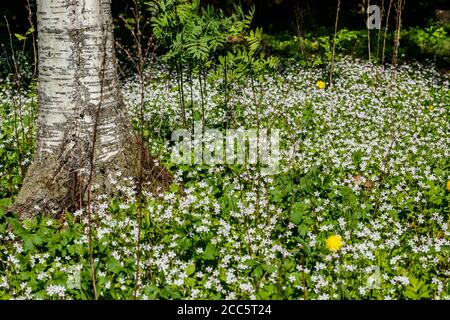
[9,132,173,219]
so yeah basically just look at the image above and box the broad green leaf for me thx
[185,263,196,276]
[14,33,26,41]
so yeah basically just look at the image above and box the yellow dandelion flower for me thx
[429,105,434,112]
[447,180,450,192]
[326,235,343,251]
[316,80,326,90]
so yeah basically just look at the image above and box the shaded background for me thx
[1,0,449,72]
[1,0,450,37]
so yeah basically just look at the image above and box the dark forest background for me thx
[1,1,450,68]
[2,1,450,33]
[2,1,450,32]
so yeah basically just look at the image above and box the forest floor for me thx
[0,57,449,299]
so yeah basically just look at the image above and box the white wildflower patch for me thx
[1,57,449,300]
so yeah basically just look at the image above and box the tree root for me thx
[8,132,173,219]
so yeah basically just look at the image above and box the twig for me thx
[85,20,110,301]
[382,0,393,65]
[329,0,341,87]
[367,0,371,62]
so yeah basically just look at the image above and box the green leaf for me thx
[203,243,217,260]
[193,111,202,121]
[298,224,309,237]
[185,263,196,276]
[14,33,26,41]
[404,290,418,299]
[261,263,276,273]
[106,258,123,273]
[244,259,258,267]
[185,278,196,287]
[7,217,31,239]
[0,197,12,207]
[271,189,283,202]
[351,150,364,165]
[253,266,263,278]
[257,287,271,299]
[0,198,12,216]
[170,184,180,193]
[290,202,308,225]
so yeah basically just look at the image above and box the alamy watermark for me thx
[170,121,280,175]
[367,5,381,30]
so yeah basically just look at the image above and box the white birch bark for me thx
[11,0,172,217]
[37,0,122,161]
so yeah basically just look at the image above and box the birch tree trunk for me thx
[11,0,171,218]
